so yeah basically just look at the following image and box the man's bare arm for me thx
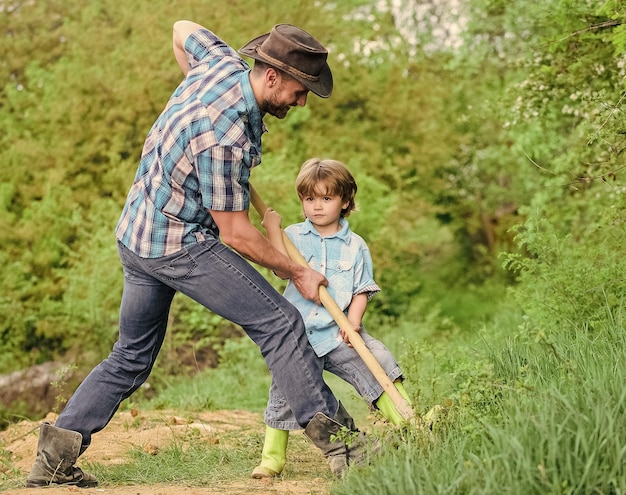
[210,209,326,304]
[172,20,205,76]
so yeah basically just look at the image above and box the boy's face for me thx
[301,186,349,235]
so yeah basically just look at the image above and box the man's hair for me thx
[295,158,357,217]
[251,60,297,83]
[251,60,272,74]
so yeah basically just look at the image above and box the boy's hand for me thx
[261,208,282,231]
[340,323,362,347]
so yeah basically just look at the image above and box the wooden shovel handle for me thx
[249,183,414,420]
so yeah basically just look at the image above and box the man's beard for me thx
[260,92,291,119]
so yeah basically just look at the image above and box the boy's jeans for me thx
[56,239,338,448]
[264,331,402,430]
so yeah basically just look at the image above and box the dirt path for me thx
[1,485,329,495]
[1,410,333,495]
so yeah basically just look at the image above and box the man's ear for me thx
[265,67,279,88]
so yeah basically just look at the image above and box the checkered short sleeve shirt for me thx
[282,218,381,357]
[116,28,265,258]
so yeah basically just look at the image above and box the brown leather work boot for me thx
[303,402,379,477]
[26,422,98,488]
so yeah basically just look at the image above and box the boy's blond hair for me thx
[295,158,357,218]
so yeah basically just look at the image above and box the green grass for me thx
[84,429,330,486]
[145,338,272,413]
[331,305,626,495]
[77,426,334,489]
[91,436,255,485]
[4,288,623,494]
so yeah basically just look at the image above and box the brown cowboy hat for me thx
[239,24,333,98]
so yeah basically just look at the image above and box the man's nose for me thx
[296,93,308,107]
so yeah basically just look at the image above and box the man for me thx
[26,20,371,487]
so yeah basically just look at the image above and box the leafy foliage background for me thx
[1,0,625,402]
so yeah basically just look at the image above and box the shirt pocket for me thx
[326,260,353,293]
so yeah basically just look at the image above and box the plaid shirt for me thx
[116,28,265,257]
[282,218,381,357]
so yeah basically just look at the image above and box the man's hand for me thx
[291,265,328,305]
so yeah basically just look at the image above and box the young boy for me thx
[253,158,411,478]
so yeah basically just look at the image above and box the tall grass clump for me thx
[332,304,626,495]
[476,306,626,494]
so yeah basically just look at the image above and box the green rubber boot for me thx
[251,426,289,478]
[375,381,412,426]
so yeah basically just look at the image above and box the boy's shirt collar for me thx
[301,217,351,243]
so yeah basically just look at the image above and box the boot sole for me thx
[26,480,99,488]
[251,466,280,479]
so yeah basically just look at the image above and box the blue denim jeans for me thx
[264,330,402,430]
[56,239,338,449]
